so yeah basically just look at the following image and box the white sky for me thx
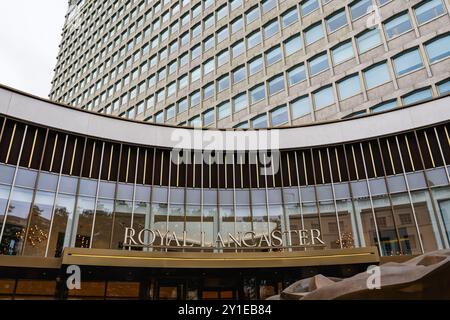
[0,0,67,98]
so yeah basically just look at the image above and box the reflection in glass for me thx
[362,196,401,256]
[438,198,450,245]
[48,194,75,257]
[0,184,12,234]
[1,188,33,255]
[111,200,132,249]
[219,205,234,238]
[302,202,321,251]
[236,205,252,234]
[133,201,151,250]
[319,201,340,249]
[184,205,200,246]
[409,191,438,253]
[73,196,95,248]
[23,191,55,256]
[92,198,114,249]
[203,204,217,248]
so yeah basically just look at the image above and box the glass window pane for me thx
[357,29,382,53]
[305,23,324,45]
[415,0,445,25]
[291,96,310,119]
[426,35,450,63]
[364,63,391,89]
[384,13,412,39]
[393,49,423,76]
[288,64,306,85]
[271,105,288,126]
[332,42,354,65]
[402,88,433,105]
[314,86,335,109]
[338,75,361,100]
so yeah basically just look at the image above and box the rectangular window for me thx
[271,105,288,126]
[284,35,302,56]
[166,105,175,120]
[252,114,267,129]
[203,59,215,76]
[233,93,247,112]
[264,20,279,39]
[384,13,412,39]
[191,67,201,83]
[357,29,382,53]
[301,0,319,16]
[178,75,188,89]
[371,100,397,113]
[402,88,433,105]
[291,96,310,119]
[231,17,243,34]
[426,35,450,63]
[438,79,450,95]
[313,86,335,109]
[155,111,164,123]
[203,109,215,126]
[309,53,329,76]
[246,6,259,24]
[217,75,230,92]
[190,91,200,107]
[232,41,244,58]
[288,64,306,85]
[282,8,298,28]
[249,56,263,75]
[203,83,215,100]
[218,102,231,120]
[250,85,266,104]
[266,46,282,66]
[415,0,445,25]
[337,75,361,100]
[327,10,347,33]
[204,36,214,52]
[262,0,277,13]
[350,0,372,21]
[364,63,391,89]
[305,23,324,45]
[216,27,228,43]
[189,116,201,127]
[167,82,176,96]
[178,98,188,113]
[217,50,229,66]
[247,31,261,49]
[233,66,246,84]
[332,42,354,64]
[268,75,285,95]
[393,49,423,76]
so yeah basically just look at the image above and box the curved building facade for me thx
[1,85,450,299]
[50,0,450,128]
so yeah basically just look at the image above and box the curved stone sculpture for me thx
[269,250,450,300]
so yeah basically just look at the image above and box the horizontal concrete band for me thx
[1,85,449,150]
[61,247,380,269]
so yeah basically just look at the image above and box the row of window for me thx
[57,0,448,129]
[109,32,450,128]
[55,0,246,91]
[185,77,450,129]
[55,0,446,107]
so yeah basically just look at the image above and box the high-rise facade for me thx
[50,0,450,129]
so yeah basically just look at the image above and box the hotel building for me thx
[0,0,449,300]
[50,0,450,128]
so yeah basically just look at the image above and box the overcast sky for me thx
[0,1,67,98]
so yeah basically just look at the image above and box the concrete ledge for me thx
[0,255,62,269]
[61,247,379,269]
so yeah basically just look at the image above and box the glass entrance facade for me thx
[1,114,449,257]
